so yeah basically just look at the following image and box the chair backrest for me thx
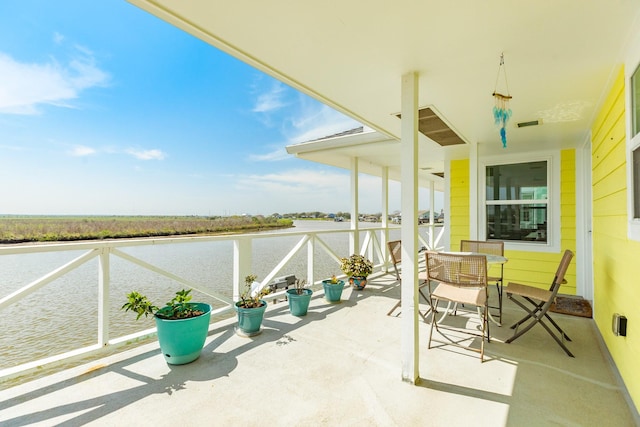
[460,239,504,256]
[425,251,488,289]
[387,240,402,280]
[550,249,574,292]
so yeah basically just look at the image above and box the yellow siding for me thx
[449,159,470,248]
[591,65,640,410]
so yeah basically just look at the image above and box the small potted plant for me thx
[122,289,211,365]
[235,274,271,336]
[321,275,345,303]
[286,278,313,316]
[340,254,373,290]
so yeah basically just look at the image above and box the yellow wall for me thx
[449,159,470,249]
[591,66,640,409]
[448,153,577,294]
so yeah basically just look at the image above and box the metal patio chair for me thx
[504,249,575,357]
[460,240,505,322]
[426,251,490,361]
[386,240,430,320]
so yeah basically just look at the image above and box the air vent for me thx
[517,119,543,128]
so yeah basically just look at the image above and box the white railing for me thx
[0,222,444,382]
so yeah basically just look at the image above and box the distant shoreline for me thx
[0,215,294,244]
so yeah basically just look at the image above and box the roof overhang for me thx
[127,1,640,184]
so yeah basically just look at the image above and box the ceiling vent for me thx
[396,107,466,147]
[517,119,543,128]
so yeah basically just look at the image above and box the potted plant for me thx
[340,254,373,290]
[122,289,211,365]
[235,274,271,336]
[286,278,313,316]
[321,275,345,303]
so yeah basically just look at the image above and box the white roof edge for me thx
[286,129,394,155]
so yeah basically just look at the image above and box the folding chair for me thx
[386,240,430,320]
[504,249,575,357]
[425,251,490,361]
[460,240,504,322]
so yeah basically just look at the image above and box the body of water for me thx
[0,220,401,372]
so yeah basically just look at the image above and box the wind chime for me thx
[492,53,512,148]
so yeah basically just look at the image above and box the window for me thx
[485,161,548,243]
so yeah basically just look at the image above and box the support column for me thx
[469,141,479,240]
[350,157,360,255]
[381,167,390,270]
[400,71,420,383]
[429,181,435,249]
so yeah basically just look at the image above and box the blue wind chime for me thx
[492,53,512,148]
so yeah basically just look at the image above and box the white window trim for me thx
[626,43,640,242]
[479,151,561,253]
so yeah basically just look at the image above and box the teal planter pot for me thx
[155,302,212,365]
[286,288,313,316]
[349,276,368,290]
[322,279,345,303]
[235,300,267,336]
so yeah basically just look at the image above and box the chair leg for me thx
[543,312,572,342]
[505,297,574,357]
[387,300,402,316]
[537,318,575,357]
[496,280,503,321]
[387,288,431,319]
[508,295,544,329]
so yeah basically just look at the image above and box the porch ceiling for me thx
[128,1,640,177]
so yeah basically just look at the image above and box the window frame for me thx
[479,152,560,253]
[627,59,640,241]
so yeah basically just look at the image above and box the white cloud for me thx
[235,168,347,195]
[247,90,362,162]
[125,148,167,160]
[68,145,96,157]
[0,47,109,115]
[248,146,289,162]
[252,82,286,113]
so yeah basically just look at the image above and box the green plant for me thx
[292,278,308,295]
[327,275,340,284]
[122,289,205,320]
[340,254,373,277]
[238,274,272,308]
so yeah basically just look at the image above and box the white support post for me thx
[469,141,479,240]
[350,156,360,255]
[381,166,390,270]
[429,181,435,249]
[233,237,252,302]
[307,235,315,286]
[400,71,420,383]
[97,248,110,347]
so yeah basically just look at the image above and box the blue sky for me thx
[0,1,442,216]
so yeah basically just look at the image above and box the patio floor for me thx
[0,274,637,427]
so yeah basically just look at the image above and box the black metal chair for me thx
[504,250,575,357]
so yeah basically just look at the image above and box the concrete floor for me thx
[1,274,638,427]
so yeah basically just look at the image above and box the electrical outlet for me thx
[613,313,628,337]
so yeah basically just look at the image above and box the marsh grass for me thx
[0,215,293,244]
